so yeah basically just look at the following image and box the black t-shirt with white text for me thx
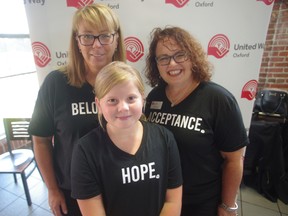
[71,121,182,216]
[29,70,99,190]
[145,81,248,204]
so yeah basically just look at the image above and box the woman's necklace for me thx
[166,82,200,107]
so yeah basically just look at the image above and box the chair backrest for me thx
[3,118,32,153]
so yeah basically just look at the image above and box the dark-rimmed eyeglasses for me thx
[77,33,116,46]
[155,51,188,66]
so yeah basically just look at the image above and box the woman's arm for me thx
[33,136,67,216]
[77,195,106,216]
[160,186,182,216]
[218,147,245,216]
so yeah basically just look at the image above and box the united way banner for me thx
[24,0,275,128]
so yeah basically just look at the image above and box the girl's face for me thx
[155,37,193,87]
[77,22,118,73]
[96,80,144,130]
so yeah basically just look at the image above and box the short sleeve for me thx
[71,139,101,199]
[213,89,248,152]
[29,72,57,136]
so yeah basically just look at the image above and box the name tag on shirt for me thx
[150,101,163,110]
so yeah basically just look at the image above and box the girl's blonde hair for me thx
[94,61,146,129]
[61,3,126,87]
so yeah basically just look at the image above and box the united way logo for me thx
[207,34,230,59]
[165,0,189,8]
[257,0,275,5]
[32,42,51,68]
[241,80,258,100]
[124,37,144,63]
[66,0,94,8]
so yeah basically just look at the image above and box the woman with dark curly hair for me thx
[144,26,248,216]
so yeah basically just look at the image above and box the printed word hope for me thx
[121,162,159,184]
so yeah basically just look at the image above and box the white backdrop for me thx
[24,0,275,128]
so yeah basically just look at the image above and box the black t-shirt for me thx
[145,81,248,204]
[29,70,99,190]
[71,121,182,216]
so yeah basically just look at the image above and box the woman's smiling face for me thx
[77,21,118,73]
[155,37,193,87]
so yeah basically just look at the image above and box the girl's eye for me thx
[128,96,137,103]
[107,99,118,105]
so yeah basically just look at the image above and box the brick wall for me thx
[258,0,288,91]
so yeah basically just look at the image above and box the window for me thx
[0,0,38,137]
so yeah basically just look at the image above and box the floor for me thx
[0,168,287,216]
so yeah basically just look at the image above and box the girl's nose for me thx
[118,100,129,111]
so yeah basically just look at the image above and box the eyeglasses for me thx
[77,33,116,46]
[155,51,188,66]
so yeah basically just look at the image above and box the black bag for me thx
[253,89,288,117]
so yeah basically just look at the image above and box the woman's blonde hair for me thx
[61,3,126,87]
[94,61,146,129]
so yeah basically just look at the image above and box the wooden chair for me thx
[0,118,40,206]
